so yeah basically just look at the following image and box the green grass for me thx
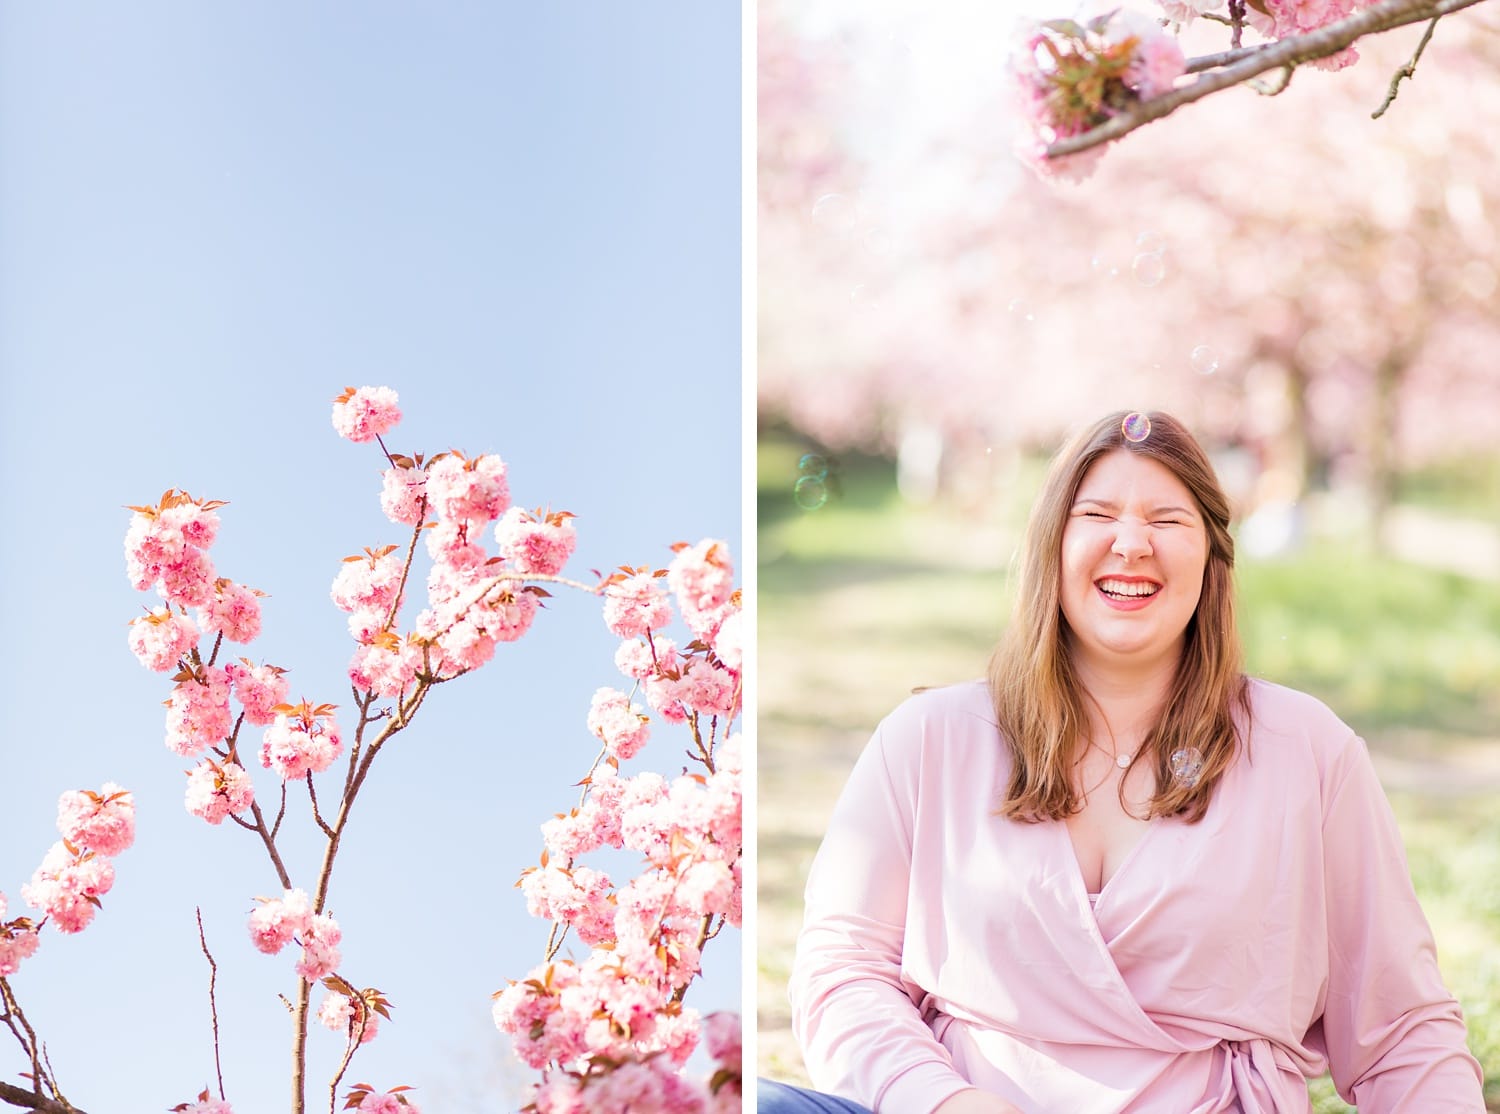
[757,433,1500,1109]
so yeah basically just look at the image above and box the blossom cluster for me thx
[0,892,41,977]
[522,1011,742,1114]
[1155,0,1374,69]
[6,785,135,951]
[494,540,743,1105]
[342,1084,422,1113]
[171,1091,234,1114]
[248,888,343,982]
[328,387,582,695]
[1013,10,1186,181]
[123,489,309,829]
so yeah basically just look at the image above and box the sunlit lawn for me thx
[756,433,1500,1110]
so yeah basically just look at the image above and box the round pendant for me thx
[1116,753,1132,770]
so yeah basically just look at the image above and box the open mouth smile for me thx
[1095,577,1162,607]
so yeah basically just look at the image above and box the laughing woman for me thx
[760,412,1483,1113]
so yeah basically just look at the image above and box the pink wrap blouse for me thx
[788,679,1483,1112]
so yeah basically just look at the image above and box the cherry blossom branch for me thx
[1372,14,1440,116]
[195,908,227,1101]
[246,798,293,891]
[325,998,366,1114]
[0,1084,84,1114]
[1046,0,1489,158]
[0,982,78,1113]
[306,773,334,840]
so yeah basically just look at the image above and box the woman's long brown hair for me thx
[989,411,1249,823]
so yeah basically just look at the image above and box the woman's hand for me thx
[932,1089,1026,1114]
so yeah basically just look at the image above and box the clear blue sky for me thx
[0,5,741,1110]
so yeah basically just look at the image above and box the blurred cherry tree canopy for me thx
[759,0,1500,525]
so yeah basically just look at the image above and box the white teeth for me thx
[1098,579,1159,598]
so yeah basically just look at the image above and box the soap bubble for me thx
[811,193,857,232]
[1007,297,1034,322]
[798,453,830,481]
[794,476,829,510]
[1170,747,1205,788]
[1121,412,1151,443]
[1132,252,1166,287]
[1191,345,1220,375]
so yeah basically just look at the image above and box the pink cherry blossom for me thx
[602,572,672,639]
[1104,10,1187,98]
[295,913,342,980]
[495,507,577,575]
[0,894,42,976]
[200,579,263,644]
[175,1097,234,1114]
[248,888,312,956]
[1251,0,1371,69]
[711,610,742,673]
[380,464,428,526]
[332,385,402,443]
[164,666,234,756]
[530,1058,708,1114]
[184,759,255,825]
[424,521,489,574]
[586,688,651,761]
[354,1092,420,1114]
[128,607,200,672]
[157,545,218,609]
[424,452,510,525]
[124,492,221,596]
[331,547,405,616]
[22,842,116,935]
[667,540,735,615]
[521,865,617,946]
[226,659,289,725]
[349,636,423,698]
[703,1010,741,1066]
[318,991,381,1044]
[259,704,342,781]
[56,783,135,857]
[615,635,680,681]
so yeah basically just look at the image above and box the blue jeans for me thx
[757,1078,875,1113]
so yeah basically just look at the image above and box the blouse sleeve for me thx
[1316,732,1485,1111]
[787,714,978,1114]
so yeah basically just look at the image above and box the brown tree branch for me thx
[196,908,226,1101]
[0,1083,85,1114]
[1372,15,1441,117]
[1046,0,1491,158]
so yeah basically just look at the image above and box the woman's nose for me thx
[1111,520,1153,560]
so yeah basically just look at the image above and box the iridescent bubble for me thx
[798,453,830,481]
[794,475,829,510]
[1007,297,1034,322]
[1121,412,1151,443]
[1170,747,1205,788]
[1132,252,1166,287]
[811,193,857,232]
[1191,345,1220,375]
[1135,230,1165,255]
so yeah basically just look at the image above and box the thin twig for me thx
[307,772,335,839]
[196,908,227,1100]
[1228,0,1247,47]
[1372,15,1440,116]
[1046,0,1489,158]
[326,1000,366,1114]
[247,797,293,890]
